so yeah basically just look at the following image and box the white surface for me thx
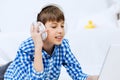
[66,28,120,74]
[98,44,120,80]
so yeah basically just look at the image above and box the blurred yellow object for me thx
[85,20,96,29]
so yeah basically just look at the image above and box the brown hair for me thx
[37,4,65,24]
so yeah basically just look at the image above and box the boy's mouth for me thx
[55,36,63,40]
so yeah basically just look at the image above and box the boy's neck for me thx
[43,43,55,55]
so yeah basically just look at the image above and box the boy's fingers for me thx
[34,22,40,33]
[30,23,34,33]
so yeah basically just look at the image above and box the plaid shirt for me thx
[4,37,88,80]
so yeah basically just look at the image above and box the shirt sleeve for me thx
[5,37,45,80]
[62,39,88,80]
[17,48,45,79]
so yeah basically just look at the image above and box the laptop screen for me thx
[98,44,120,80]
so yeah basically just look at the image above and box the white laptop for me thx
[98,44,120,80]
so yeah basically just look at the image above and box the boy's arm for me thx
[62,39,99,80]
[31,23,44,72]
[62,39,88,79]
[86,75,99,80]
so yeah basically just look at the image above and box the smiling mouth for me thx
[55,36,63,40]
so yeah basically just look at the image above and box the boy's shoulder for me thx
[19,37,34,51]
[62,38,69,44]
[19,38,70,52]
[60,38,70,47]
[21,37,34,45]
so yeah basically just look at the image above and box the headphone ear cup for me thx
[39,22,47,40]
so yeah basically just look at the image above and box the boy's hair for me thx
[37,4,65,24]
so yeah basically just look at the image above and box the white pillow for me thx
[0,48,10,64]
[0,32,30,61]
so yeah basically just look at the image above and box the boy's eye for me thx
[61,26,64,28]
[52,26,57,28]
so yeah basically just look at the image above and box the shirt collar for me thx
[42,45,58,58]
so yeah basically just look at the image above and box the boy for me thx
[4,4,98,80]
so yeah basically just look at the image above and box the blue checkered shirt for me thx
[4,37,88,80]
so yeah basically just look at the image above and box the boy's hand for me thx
[30,22,43,49]
[31,22,44,72]
[87,75,99,80]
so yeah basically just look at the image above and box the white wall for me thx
[0,0,108,33]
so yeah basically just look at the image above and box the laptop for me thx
[98,44,120,80]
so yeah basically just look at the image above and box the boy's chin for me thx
[55,42,62,45]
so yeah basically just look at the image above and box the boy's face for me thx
[44,20,65,45]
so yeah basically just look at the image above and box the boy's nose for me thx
[57,27,63,33]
